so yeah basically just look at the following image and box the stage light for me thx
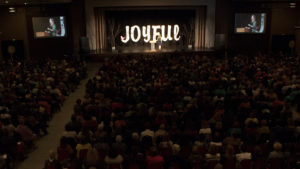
[131,25,141,42]
[290,2,296,8]
[9,7,15,13]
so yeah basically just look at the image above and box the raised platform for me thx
[84,46,216,61]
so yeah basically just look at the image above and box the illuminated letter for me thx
[174,24,180,41]
[131,25,141,42]
[160,25,167,41]
[121,26,130,43]
[142,25,151,43]
[167,25,173,41]
[161,25,173,41]
[152,25,161,42]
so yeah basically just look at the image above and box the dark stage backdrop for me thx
[104,9,195,49]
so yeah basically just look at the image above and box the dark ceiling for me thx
[232,0,300,2]
[0,0,71,5]
[1,0,299,6]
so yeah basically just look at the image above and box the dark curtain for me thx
[94,7,207,50]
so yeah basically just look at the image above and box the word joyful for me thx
[120,25,180,43]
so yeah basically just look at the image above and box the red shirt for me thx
[146,155,164,169]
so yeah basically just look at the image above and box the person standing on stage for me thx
[157,33,162,50]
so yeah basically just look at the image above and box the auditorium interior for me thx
[0,0,300,169]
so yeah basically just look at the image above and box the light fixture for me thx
[5,0,9,4]
[9,7,16,13]
[290,2,296,8]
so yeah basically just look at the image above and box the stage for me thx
[85,46,217,61]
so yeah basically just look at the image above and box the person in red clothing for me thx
[16,117,36,144]
[83,116,98,132]
[57,137,74,164]
[146,146,164,169]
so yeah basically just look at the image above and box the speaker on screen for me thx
[79,37,90,54]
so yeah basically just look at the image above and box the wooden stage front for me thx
[84,47,217,61]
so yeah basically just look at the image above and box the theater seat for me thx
[224,159,236,169]
[206,160,218,169]
[253,158,266,169]
[108,164,122,169]
[268,158,283,169]
[79,149,89,162]
[239,159,252,169]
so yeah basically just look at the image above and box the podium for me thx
[149,40,157,51]
[36,32,50,38]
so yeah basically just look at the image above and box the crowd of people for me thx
[49,53,300,169]
[0,59,87,169]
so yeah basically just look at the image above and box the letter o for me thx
[131,25,141,42]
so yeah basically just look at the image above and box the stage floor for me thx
[92,46,214,55]
[85,47,216,61]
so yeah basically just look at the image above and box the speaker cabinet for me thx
[215,34,226,50]
[272,34,295,55]
[1,40,24,61]
[79,37,90,54]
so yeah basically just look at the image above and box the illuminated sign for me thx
[120,24,180,43]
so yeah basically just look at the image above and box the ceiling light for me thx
[9,7,15,13]
[5,0,9,4]
[289,2,296,8]
[24,2,28,5]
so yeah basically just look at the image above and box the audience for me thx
[9,53,300,169]
[0,59,87,168]
[44,150,62,169]
[40,53,300,169]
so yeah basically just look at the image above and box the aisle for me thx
[17,62,100,169]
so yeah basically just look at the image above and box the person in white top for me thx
[154,124,167,143]
[141,127,154,140]
[104,148,124,169]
